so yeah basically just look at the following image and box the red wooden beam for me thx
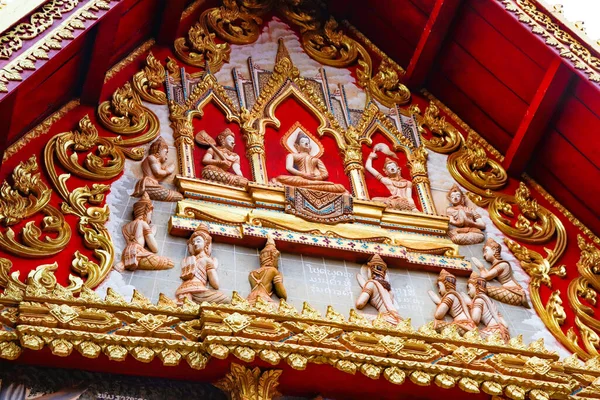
[156,0,188,46]
[80,0,126,105]
[502,58,572,176]
[404,0,464,89]
[0,89,18,166]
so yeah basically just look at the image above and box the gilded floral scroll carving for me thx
[132,52,167,105]
[97,82,160,153]
[0,156,70,258]
[409,102,463,154]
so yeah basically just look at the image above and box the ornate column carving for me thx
[170,110,196,179]
[242,125,268,185]
[214,363,282,400]
[343,128,368,200]
[408,147,437,215]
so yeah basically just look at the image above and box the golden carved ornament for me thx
[367,59,412,107]
[500,0,600,83]
[0,156,70,258]
[52,115,126,181]
[447,139,507,207]
[0,0,79,60]
[105,39,155,83]
[174,19,231,71]
[302,18,359,68]
[279,0,323,32]
[206,0,262,45]
[42,116,118,288]
[215,363,282,400]
[0,0,113,93]
[239,0,274,16]
[489,182,559,244]
[132,52,167,105]
[409,101,463,154]
[97,82,160,152]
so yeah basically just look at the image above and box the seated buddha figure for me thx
[175,223,229,305]
[247,235,287,305]
[270,131,347,194]
[355,254,403,324]
[446,184,486,245]
[428,269,476,335]
[366,149,419,212]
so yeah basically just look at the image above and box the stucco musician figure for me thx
[175,223,229,304]
[365,143,419,212]
[247,235,287,305]
[428,269,476,334]
[446,184,486,245]
[197,128,248,188]
[271,130,347,194]
[116,192,174,271]
[464,271,510,342]
[472,238,530,308]
[355,254,403,324]
[133,137,183,202]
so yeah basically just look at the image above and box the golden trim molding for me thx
[104,39,155,83]
[2,99,80,162]
[1,273,591,400]
[498,0,600,84]
[0,0,80,61]
[0,0,116,93]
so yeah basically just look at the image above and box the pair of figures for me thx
[271,132,419,212]
[428,269,510,342]
[428,237,530,341]
[118,137,180,272]
[175,227,287,306]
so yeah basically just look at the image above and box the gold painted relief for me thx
[3,1,600,398]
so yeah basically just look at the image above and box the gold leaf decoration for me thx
[97,82,160,151]
[132,52,167,104]
[174,21,231,71]
[0,156,70,258]
[206,0,262,45]
[489,182,556,244]
[214,363,282,400]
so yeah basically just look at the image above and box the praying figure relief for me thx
[355,254,403,324]
[116,192,174,271]
[464,271,510,342]
[271,130,347,194]
[175,223,229,304]
[133,137,183,202]
[446,184,486,245]
[247,235,287,305]
[472,238,530,308]
[365,143,418,212]
[428,269,476,334]
[196,128,249,188]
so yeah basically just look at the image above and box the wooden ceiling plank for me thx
[0,89,18,165]
[405,0,464,88]
[80,0,127,105]
[156,0,188,46]
[503,57,573,176]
